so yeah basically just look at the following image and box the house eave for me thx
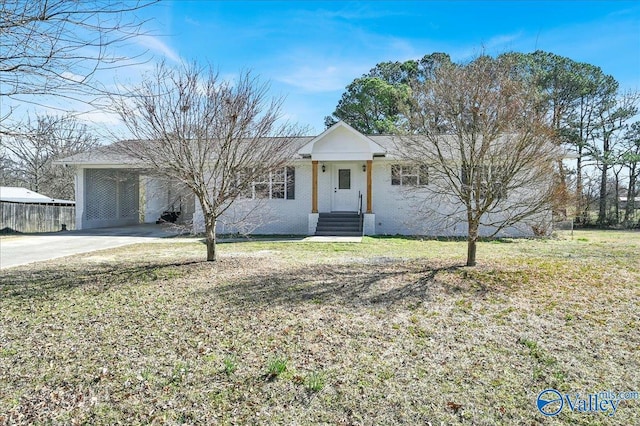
[297,121,387,158]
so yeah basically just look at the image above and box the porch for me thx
[298,122,385,236]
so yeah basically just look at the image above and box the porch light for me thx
[322,164,326,173]
[362,164,366,172]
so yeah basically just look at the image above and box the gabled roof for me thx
[55,127,571,167]
[54,141,150,166]
[0,187,75,205]
[56,137,317,166]
[297,121,387,160]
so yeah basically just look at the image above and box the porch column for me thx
[366,159,372,213]
[75,167,85,229]
[312,160,318,213]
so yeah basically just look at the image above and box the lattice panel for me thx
[85,169,117,220]
[119,174,139,218]
[85,169,139,220]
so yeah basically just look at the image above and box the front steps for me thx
[315,212,362,236]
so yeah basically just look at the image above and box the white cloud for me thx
[135,35,181,63]
[277,64,366,93]
[60,71,86,83]
[485,33,523,49]
[77,109,121,126]
[184,16,201,27]
[448,32,525,61]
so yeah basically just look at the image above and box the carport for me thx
[82,168,140,228]
[56,145,196,231]
[75,168,195,230]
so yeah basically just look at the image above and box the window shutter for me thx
[419,165,429,185]
[286,166,295,200]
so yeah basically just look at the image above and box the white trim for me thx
[297,121,387,159]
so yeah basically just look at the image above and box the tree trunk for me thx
[575,148,584,223]
[466,221,478,267]
[625,167,637,225]
[556,160,568,219]
[205,215,217,262]
[614,172,620,225]
[597,162,608,225]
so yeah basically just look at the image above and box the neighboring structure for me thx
[0,186,75,233]
[58,121,548,236]
[620,197,639,210]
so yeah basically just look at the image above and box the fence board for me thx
[0,203,75,233]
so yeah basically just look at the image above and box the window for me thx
[254,173,270,199]
[338,169,351,189]
[461,163,506,200]
[271,168,286,199]
[391,164,428,186]
[241,167,295,200]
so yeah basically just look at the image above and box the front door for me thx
[332,164,358,211]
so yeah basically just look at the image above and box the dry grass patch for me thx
[0,231,638,424]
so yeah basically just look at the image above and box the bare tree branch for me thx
[1,113,100,198]
[0,0,158,132]
[398,55,562,266]
[110,62,304,261]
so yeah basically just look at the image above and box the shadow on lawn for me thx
[1,256,496,306]
[0,260,200,300]
[212,261,470,307]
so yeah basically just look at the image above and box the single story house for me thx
[58,121,549,237]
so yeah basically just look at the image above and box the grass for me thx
[305,371,326,392]
[222,355,237,376]
[265,357,288,380]
[0,230,638,424]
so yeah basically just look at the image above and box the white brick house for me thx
[59,121,547,237]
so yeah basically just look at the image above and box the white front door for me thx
[332,163,359,211]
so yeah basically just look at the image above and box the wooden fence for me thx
[0,202,75,233]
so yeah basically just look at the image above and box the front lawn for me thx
[1,231,638,424]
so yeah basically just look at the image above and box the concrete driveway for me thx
[0,224,184,269]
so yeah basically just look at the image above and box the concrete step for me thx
[319,212,359,215]
[316,226,359,232]
[315,212,362,236]
[318,214,360,219]
[316,219,360,225]
[316,221,360,228]
[315,230,362,236]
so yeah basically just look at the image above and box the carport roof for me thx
[55,141,149,166]
[56,138,319,166]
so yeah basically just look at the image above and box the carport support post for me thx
[75,168,85,229]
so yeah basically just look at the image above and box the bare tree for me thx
[399,56,561,266]
[0,0,157,130]
[0,150,21,186]
[621,122,640,225]
[111,62,303,261]
[589,90,639,225]
[1,114,100,198]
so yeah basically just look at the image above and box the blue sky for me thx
[21,1,640,135]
